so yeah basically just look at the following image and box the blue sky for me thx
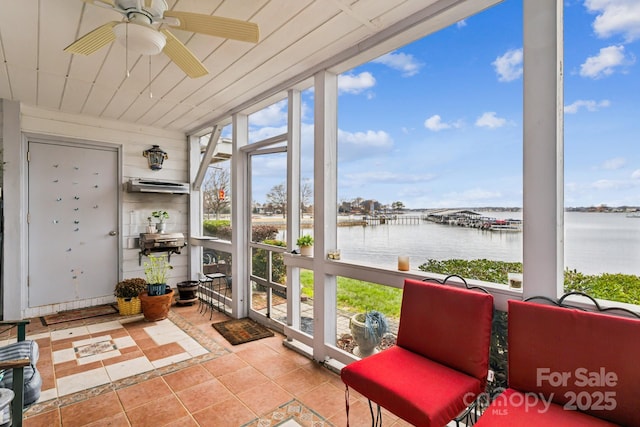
[243,0,640,209]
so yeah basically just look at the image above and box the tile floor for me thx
[3,302,413,427]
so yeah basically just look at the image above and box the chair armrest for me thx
[0,358,31,370]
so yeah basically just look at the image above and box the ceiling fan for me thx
[64,0,260,78]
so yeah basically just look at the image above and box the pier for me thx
[360,215,421,226]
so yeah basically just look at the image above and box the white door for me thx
[28,141,118,307]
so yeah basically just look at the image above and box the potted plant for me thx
[139,254,175,321]
[151,210,169,233]
[349,310,389,357]
[146,216,156,233]
[114,278,147,315]
[296,235,314,256]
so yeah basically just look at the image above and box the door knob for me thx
[109,231,117,236]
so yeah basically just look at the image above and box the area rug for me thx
[242,399,334,427]
[41,304,118,326]
[24,311,229,419]
[212,318,274,345]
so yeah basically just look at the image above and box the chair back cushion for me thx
[397,279,494,382]
[508,299,640,426]
[0,340,42,406]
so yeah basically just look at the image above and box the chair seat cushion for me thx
[475,388,620,427]
[0,340,42,406]
[341,346,482,427]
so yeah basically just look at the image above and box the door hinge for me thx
[27,213,30,224]
[27,276,30,287]
[27,151,30,162]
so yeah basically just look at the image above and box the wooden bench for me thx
[476,293,640,426]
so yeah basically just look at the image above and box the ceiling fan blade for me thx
[161,29,209,78]
[163,11,259,43]
[64,21,118,55]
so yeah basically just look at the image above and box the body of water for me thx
[332,212,640,276]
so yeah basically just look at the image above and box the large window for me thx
[563,1,640,305]
[336,1,523,284]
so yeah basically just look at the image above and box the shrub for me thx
[252,239,287,285]
[114,278,147,298]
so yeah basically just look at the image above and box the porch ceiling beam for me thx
[192,125,221,191]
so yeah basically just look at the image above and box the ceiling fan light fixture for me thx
[113,22,166,55]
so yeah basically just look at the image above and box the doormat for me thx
[41,304,118,326]
[212,318,274,345]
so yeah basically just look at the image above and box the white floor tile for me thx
[50,326,90,341]
[57,367,110,396]
[52,348,76,364]
[152,352,191,368]
[177,337,208,356]
[113,335,136,349]
[105,356,154,381]
[87,321,123,334]
[38,388,58,402]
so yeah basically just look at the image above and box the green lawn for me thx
[297,259,640,319]
[300,270,402,318]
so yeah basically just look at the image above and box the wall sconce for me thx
[143,145,168,170]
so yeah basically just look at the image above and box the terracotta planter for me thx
[139,288,174,321]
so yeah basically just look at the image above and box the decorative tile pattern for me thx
[243,399,335,427]
[24,311,229,418]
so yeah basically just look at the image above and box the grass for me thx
[298,259,640,320]
[301,270,402,318]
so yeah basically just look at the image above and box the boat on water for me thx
[489,219,522,232]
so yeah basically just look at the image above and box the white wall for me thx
[4,104,190,317]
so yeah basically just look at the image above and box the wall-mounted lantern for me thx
[143,145,168,170]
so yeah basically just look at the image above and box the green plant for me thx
[359,310,389,341]
[296,235,314,247]
[151,210,169,222]
[114,278,147,298]
[144,255,172,284]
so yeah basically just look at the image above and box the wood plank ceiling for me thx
[0,0,497,134]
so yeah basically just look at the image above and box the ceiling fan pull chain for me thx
[149,56,153,99]
[125,22,130,78]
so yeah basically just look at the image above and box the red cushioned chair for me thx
[341,277,494,427]
[475,294,640,427]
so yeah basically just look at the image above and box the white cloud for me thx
[249,125,287,142]
[457,20,467,28]
[564,99,611,113]
[337,129,393,162]
[492,48,523,82]
[631,169,640,179]
[475,112,507,129]
[585,0,640,42]
[249,100,287,126]
[338,72,376,94]
[372,51,423,77]
[339,129,392,148]
[423,115,462,131]
[580,45,633,78]
[601,157,626,170]
[591,179,625,190]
